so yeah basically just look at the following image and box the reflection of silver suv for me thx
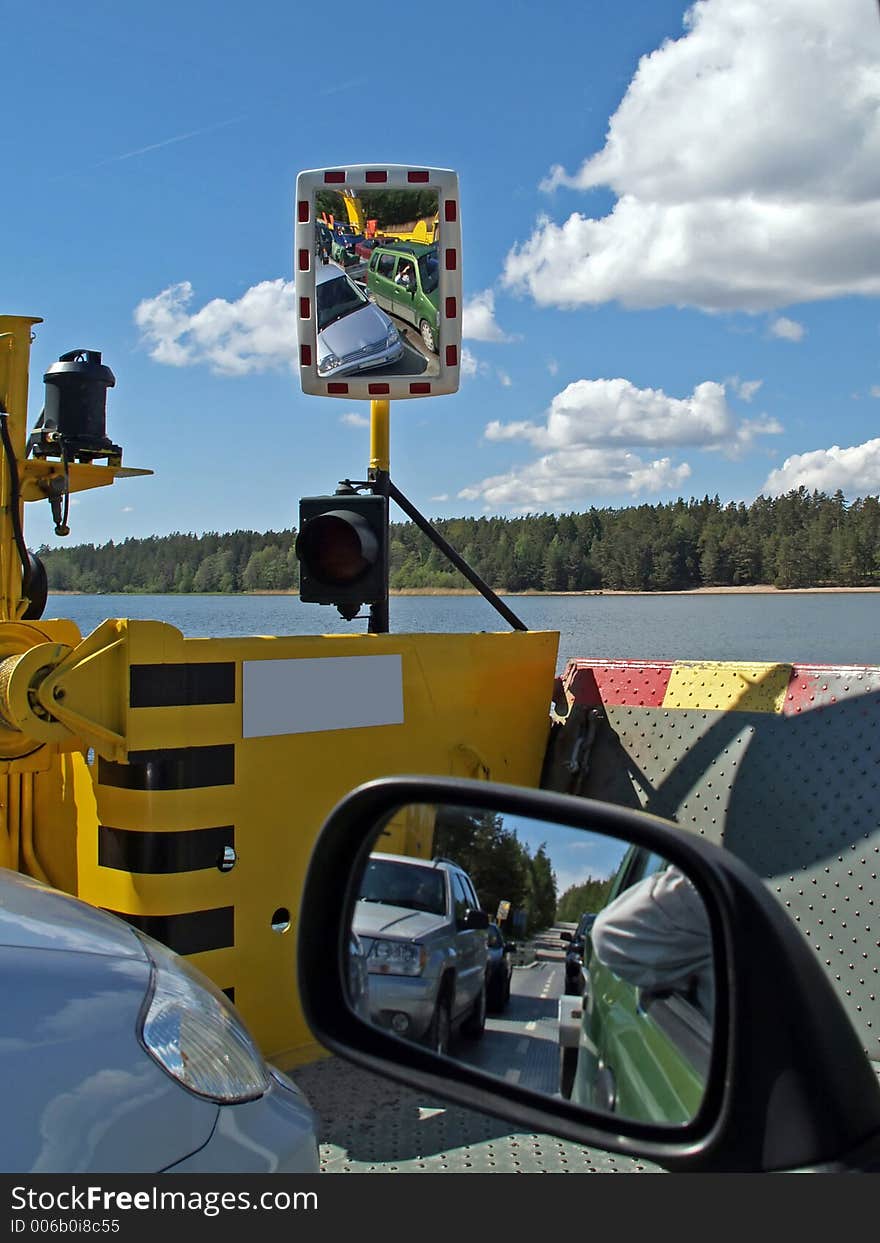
[353,852,489,1055]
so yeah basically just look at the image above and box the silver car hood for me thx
[318,302,392,357]
[0,868,146,959]
[352,899,446,942]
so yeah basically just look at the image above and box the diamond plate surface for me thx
[663,662,791,713]
[581,700,880,1062]
[288,1057,659,1173]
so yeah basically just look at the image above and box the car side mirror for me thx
[298,776,880,1173]
[460,908,489,931]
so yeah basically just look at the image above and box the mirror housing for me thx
[298,776,880,1173]
[294,165,462,401]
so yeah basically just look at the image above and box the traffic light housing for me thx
[296,492,388,620]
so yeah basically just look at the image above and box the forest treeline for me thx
[433,807,557,936]
[37,488,880,595]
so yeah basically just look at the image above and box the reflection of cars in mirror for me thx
[348,931,371,1022]
[3,867,319,1173]
[329,222,363,266]
[352,851,489,1056]
[366,242,440,354]
[315,221,333,264]
[485,921,513,1012]
[562,910,596,995]
[561,845,713,1122]
[315,263,404,379]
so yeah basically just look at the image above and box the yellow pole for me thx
[369,399,390,473]
[0,316,42,622]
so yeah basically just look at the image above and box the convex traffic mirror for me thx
[294,166,462,400]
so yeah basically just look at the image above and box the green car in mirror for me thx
[366,242,440,357]
[568,843,713,1124]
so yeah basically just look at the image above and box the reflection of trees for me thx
[432,806,556,934]
[316,189,439,227]
[557,877,614,923]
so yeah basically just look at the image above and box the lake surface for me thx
[45,592,880,672]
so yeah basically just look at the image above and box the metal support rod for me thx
[368,400,391,633]
[386,478,528,632]
[368,468,390,634]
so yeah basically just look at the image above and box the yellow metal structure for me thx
[0,318,561,1067]
[339,189,439,245]
[369,399,390,473]
[0,315,43,621]
[663,661,792,713]
[16,619,556,1067]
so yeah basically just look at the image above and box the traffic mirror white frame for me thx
[294,165,462,401]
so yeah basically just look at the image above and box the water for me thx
[44,591,880,671]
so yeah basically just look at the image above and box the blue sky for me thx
[504,815,630,901]
[5,0,880,548]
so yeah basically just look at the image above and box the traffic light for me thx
[296,492,388,620]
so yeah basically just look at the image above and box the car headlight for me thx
[367,939,426,976]
[137,934,270,1103]
[385,327,400,348]
[318,353,340,375]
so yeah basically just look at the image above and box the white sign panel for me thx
[242,654,404,738]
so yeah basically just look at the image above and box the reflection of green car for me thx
[366,243,440,353]
[564,845,712,1124]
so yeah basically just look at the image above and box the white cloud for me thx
[770,316,806,342]
[732,378,763,402]
[465,375,782,508]
[497,370,512,387]
[430,493,449,502]
[460,347,479,378]
[547,359,559,376]
[341,411,370,427]
[484,378,781,455]
[763,438,880,496]
[462,290,510,342]
[871,385,880,398]
[134,280,296,375]
[504,0,880,313]
[460,450,692,508]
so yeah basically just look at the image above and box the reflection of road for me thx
[376,338,429,375]
[457,959,565,1096]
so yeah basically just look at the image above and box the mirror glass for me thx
[314,188,441,380]
[346,803,716,1127]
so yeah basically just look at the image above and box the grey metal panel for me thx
[289,1056,657,1173]
[580,701,880,1063]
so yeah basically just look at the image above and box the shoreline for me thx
[48,585,880,597]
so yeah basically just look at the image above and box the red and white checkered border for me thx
[294,165,462,401]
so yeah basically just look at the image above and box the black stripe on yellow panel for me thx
[107,906,234,956]
[98,745,235,790]
[129,663,235,708]
[98,824,234,874]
